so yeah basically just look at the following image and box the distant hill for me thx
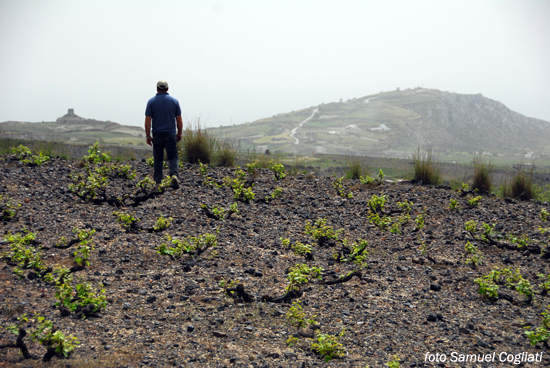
[210,88,550,158]
[0,109,146,146]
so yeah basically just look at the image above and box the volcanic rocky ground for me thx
[1,155,550,368]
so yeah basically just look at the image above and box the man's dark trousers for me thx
[153,132,179,184]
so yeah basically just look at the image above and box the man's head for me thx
[157,80,169,92]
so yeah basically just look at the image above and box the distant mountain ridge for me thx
[210,88,550,157]
[0,109,145,146]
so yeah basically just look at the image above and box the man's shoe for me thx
[171,175,180,189]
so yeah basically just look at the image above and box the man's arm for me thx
[176,115,183,142]
[145,116,153,146]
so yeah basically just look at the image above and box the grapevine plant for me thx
[72,227,96,266]
[524,306,550,346]
[82,142,111,164]
[2,231,44,277]
[474,267,534,302]
[5,314,80,361]
[156,232,218,258]
[286,263,323,292]
[305,218,342,246]
[311,329,346,362]
[11,145,50,166]
[0,194,21,221]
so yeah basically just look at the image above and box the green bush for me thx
[472,156,493,194]
[502,164,535,200]
[412,148,442,185]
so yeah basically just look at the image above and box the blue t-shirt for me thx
[145,92,182,134]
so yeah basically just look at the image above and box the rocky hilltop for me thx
[1,154,550,367]
[211,88,550,158]
[398,91,550,153]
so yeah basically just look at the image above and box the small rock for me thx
[146,296,157,303]
[213,331,227,337]
[427,313,438,322]
[284,352,297,359]
[427,313,444,322]
[476,339,489,348]
[430,283,442,291]
[187,325,194,332]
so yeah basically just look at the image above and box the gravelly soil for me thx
[1,156,550,368]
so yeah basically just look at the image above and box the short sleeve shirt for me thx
[145,92,182,134]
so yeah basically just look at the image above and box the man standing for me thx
[145,80,183,189]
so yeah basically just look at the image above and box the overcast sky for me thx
[1,0,549,129]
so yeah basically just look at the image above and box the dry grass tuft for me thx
[345,156,368,180]
[181,119,217,164]
[501,164,535,200]
[412,148,442,185]
[472,156,493,194]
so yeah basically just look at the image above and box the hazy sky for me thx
[1,0,549,129]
